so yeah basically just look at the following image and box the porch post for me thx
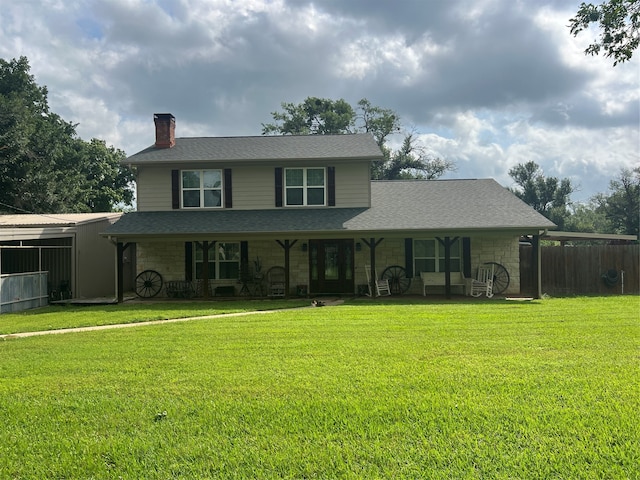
[437,236,459,299]
[443,237,451,299]
[276,239,298,297]
[362,237,384,296]
[202,241,210,299]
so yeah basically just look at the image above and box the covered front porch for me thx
[108,231,537,302]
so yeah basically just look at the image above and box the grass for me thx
[0,296,638,478]
[0,299,309,335]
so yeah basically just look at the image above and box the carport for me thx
[0,213,124,312]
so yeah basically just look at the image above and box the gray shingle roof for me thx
[358,179,557,230]
[103,179,555,238]
[125,133,383,165]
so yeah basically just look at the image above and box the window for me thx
[194,242,240,279]
[285,167,325,206]
[182,170,222,208]
[414,238,462,273]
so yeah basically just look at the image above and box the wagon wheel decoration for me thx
[484,262,510,295]
[135,270,163,298]
[381,265,412,295]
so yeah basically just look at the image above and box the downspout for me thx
[72,232,77,300]
[117,242,125,303]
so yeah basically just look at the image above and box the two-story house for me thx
[104,113,555,300]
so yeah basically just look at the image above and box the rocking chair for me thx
[364,265,391,297]
[266,266,286,297]
[469,264,495,298]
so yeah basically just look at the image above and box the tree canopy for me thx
[593,167,639,236]
[569,0,640,65]
[508,161,575,229]
[0,56,134,214]
[262,97,454,180]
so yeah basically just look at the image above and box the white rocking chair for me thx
[266,266,286,297]
[469,264,495,298]
[364,265,391,297]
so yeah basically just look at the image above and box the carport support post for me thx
[116,242,131,303]
[532,234,542,299]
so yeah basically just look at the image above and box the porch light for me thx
[302,243,308,252]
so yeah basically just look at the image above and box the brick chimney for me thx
[154,113,175,148]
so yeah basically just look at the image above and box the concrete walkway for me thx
[0,299,345,339]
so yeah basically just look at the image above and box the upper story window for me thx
[182,170,222,208]
[285,167,326,206]
[414,238,462,273]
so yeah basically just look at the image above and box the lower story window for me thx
[414,238,461,273]
[195,242,240,279]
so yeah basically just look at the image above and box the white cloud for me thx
[0,0,637,204]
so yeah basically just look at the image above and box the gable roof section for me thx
[103,179,555,239]
[125,133,383,165]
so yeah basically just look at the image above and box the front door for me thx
[309,239,354,294]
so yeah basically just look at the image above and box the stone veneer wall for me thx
[136,241,185,286]
[137,235,521,297]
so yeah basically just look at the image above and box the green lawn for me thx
[0,296,638,478]
[0,299,309,335]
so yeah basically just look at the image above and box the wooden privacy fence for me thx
[520,244,639,296]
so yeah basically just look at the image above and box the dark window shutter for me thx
[327,166,336,206]
[462,237,471,278]
[404,238,414,277]
[185,242,193,281]
[171,170,180,209]
[224,168,232,208]
[275,167,283,207]
[241,241,248,264]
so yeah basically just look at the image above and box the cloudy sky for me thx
[1,0,638,203]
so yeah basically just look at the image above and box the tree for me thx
[569,0,640,65]
[262,96,454,180]
[261,97,355,136]
[593,167,639,236]
[373,132,455,181]
[563,201,613,233]
[508,161,575,228]
[354,98,400,148]
[0,56,134,214]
